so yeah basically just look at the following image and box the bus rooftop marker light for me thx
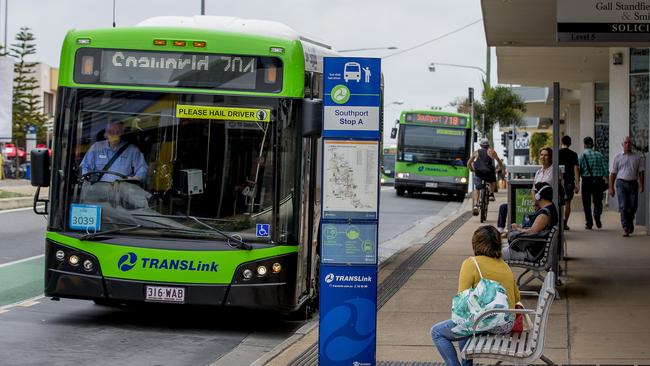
[153,39,167,46]
[193,41,206,48]
[76,38,91,45]
[172,40,186,47]
[269,47,284,54]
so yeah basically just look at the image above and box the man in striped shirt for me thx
[579,136,609,230]
[609,136,646,237]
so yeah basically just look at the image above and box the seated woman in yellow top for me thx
[431,225,520,366]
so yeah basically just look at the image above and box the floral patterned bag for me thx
[451,257,513,337]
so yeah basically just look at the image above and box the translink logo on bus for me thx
[176,105,270,122]
[117,252,219,273]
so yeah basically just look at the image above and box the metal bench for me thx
[506,226,560,289]
[461,271,556,365]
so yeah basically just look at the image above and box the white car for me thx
[343,62,361,82]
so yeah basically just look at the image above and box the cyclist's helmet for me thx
[479,138,489,148]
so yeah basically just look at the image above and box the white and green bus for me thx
[390,110,471,201]
[30,16,340,318]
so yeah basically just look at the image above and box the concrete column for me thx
[579,82,595,156]
[609,48,630,161]
[609,48,630,211]
[567,103,581,142]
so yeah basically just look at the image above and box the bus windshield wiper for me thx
[81,224,143,240]
[187,216,252,250]
[131,213,253,250]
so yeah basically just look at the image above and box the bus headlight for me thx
[68,255,80,266]
[82,260,94,271]
[460,177,468,184]
[243,269,253,279]
[397,173,409,178]
[55,250,66,261]
[257,265,267,276]
[272,263,282,273]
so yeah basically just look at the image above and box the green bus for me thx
[380,144,396,185]
[390,110,471,200]
[30,16,337,317]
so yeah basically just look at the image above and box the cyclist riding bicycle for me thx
[468,138,503,216]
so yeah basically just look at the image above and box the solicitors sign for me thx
[558,0,650,42]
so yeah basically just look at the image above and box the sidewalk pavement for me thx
[264,190,650,365]
[0,179,43,211]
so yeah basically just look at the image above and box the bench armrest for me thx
[471,308,537,335]
[509,236,547,251]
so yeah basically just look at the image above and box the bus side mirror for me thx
[31,148,50,187]
[302,98,323,138]
[390,128,397,139]
[30,148,50,216]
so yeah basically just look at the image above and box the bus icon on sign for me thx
[343,62,361,82]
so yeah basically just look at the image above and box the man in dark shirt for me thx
[558,135,580,230]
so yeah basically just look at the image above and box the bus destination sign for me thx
[74,48,283,93]
[405,113,467,127]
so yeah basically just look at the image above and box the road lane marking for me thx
[0,254,44,268]
[0,257,45,308]
[0,295,44,312]
[0,206,35,214]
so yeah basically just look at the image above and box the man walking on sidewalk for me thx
[579,136,608,230]
[609,136,645,237]
[559,136,580,230]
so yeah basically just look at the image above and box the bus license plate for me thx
[426,182,438,188]
[145,286,185,303]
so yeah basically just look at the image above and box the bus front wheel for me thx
[396,187,405,196]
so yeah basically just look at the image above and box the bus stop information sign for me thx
[320,57,380,366]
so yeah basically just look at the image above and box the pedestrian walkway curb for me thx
[0,197,33,211]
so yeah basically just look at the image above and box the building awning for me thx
[481,0,627,87]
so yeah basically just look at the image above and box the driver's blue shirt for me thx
[80,140,147,182]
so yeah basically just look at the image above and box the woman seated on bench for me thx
[431,225,520,366]
[502,182,558,261]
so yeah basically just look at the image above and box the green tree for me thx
[452,81,527,146]
[10,27,47,145]
[529,132,552,164]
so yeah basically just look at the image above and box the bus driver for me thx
[80,120,148,183]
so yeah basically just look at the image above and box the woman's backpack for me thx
[451,257,513,337]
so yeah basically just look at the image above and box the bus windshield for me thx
[400,125,468,165]
[62,89,297,243]
[382,151,396,172]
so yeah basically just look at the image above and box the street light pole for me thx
[428,62,487,79]
[201,0,205,15]
[4,0,8,49]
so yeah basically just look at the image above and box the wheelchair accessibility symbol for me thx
[256,224,270,238]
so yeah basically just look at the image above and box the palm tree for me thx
[452,80,527,146]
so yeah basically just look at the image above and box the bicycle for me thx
[476,178,489,223]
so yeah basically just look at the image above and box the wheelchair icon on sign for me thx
[256,224,270,238]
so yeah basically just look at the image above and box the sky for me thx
[1,0,494,143]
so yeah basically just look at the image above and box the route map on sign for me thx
[323,140,378,219]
